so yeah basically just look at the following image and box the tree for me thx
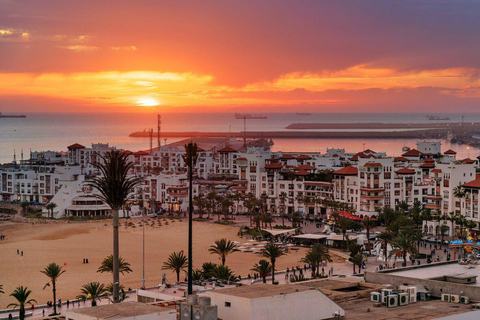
[390,231,419,265]
[300,243,330,278]
[362,216,375,249]
[337,216,351,244]
[8,287,36,320]
[45,202,57,219]
[89,150,142,303]
[211,264,236,281]
[251,260,272,283]
[439,224,449,244]
[162,251,188,282]
[206,191,217,220]
[105,283,126,302]
[352,253,367,274]
[208,238,238,266]
[97,255,133,275]
[379,206,396,228]
[77,282,107,307]
[375,231,393,263]
[279,192,288,226]
[201,262,217,279]
[262,243,285,284]
[20,201,30,216]
[41,263,65,315]
[193,195,207,219]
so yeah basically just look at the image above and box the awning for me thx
[292,234,328,240]
[261,228,297,236]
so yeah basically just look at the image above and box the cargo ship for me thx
[427,115,449,121]
[234,113,267,119]
[0,112,26,118]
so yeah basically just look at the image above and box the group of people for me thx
[82,258,89,264]
[16,248,23,256]
[0,234,7,240]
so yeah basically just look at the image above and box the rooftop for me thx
[67,302,174,319]
[388,263,480,286]
[207,283,310,299]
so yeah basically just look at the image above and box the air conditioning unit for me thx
[192,305,218,320]
[399,293,409,306]
[407,287,417,303]
[460,296,470,304]
[451,295,460,303]
[180,304,191,320]
[441,294,451,302]
[371,292,381,302]
[387,295,398,308]
[382,289,396,303]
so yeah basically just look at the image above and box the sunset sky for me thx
[1,1,480,113]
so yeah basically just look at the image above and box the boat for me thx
[426,115,449,121]
[296,112,311,115]
[234,113,267,119]
[0,112,26,118]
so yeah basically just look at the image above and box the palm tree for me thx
[279,192,288,226]
[262,243,285,284]
[243,193,257,227]
[162,251,188,282]
[105,283,126,302]
[206,191,217,219]
[390,232,419,265]
[77,282,107,307]
[375,231,393,264]
[362,216,375,250]
[201,262,217,279]
[379,206,396,228]
[7,286,37,320]
[45,202,57,219]
[193,195,207,219]
[41,263,65,315]
[208,238,238,266]
[439,224,449,243]
[97,255,133,275]
[20,201,30,216]
[89,150,142,303]
[8,287,36,320]
[251,260,272,283]
[211,264,236,281]
[352,253,367,274]
[337,216,351,244]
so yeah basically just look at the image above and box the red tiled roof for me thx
[431,169,442,173]
[297,164,316,170]
[334,166,358,175]
[196,146,205,152]
[394,156,409,162]
[296,154,312,160]
[444,149,457,155]
[218,146,237,153]
[295,169,310,176]
[122,150,133,155]
[363,149,376,154]
[423,158,435,163]
[133,151,149,156]
[67,143,86,149]
[332,154,339,157]
[402,149,423,157]
[364,162,382,168]
[462,158,475,164]
[280,154,295,159]
[235,157,248,162]
[464,174,480,188]
[420,162,435,169]
[395,168,416,174]
[265,163,283,169]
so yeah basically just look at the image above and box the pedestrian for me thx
[21,251,23,256]
[17,248,19,255]
[42,310,45,317]
[8,313,12,320]
[67,300,69,308]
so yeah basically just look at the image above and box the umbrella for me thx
[233,241,242,244]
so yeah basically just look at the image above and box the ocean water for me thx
[0,112,479,164]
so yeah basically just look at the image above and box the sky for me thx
[1,0,480,113]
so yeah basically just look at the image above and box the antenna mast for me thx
[157,114,161,149]
[149,129,153,155]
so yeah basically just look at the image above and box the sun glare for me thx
[137,98,160,107]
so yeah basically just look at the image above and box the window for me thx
[225,302,231,307]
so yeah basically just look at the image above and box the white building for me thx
[65,302,176,320]
[206,284,345,320]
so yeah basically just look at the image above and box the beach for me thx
[0,218,333,308]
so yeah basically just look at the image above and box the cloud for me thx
[60,45,98,51]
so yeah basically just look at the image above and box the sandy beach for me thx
[0,218,340,308]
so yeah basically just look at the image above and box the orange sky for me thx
[1,1,480,113]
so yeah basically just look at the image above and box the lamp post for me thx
[142,220,145,289]
[183,142,198,295]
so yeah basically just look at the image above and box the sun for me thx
[136,98,160,107]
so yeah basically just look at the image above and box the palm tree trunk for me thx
[53,280,57,314]
[176,270,180,282]
[263,276,266,283]
[271,261,276,284]
[20,306,25,320]
[113,209,120,303]
[353,263,355,274]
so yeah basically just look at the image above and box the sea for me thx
[1,112,479,165]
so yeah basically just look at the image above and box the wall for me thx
[365,271,480,300]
